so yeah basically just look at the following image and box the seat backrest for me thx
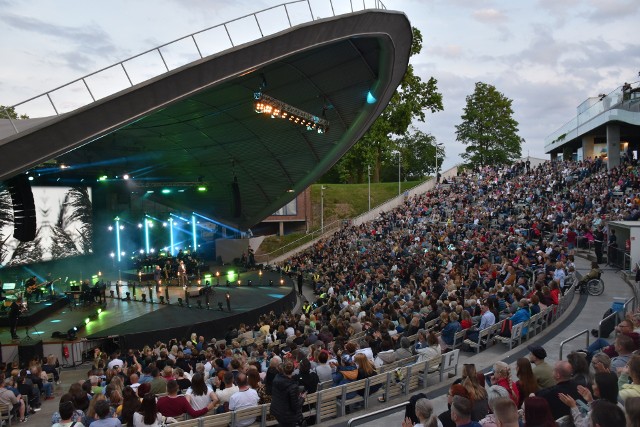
[511,322,524,338]
[233,403,265,425]
[200,411,234,427]
[170,418,201,427]
[316,385,343,423]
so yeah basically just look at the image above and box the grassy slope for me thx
[259,180,424,255]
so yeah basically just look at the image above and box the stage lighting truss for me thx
[254,93,329,134]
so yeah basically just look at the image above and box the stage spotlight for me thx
[178,298,183,307]
[97,308,102,314]
[280,278,284,285]
[248,280,252,287]
[85,317,90,325]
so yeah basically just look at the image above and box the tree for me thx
[333,28,443,183]
[397,128,444,180]
[0,105,29,120]
[455,82,523,168]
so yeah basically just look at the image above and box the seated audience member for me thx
[515,357,538,408]
[460,364,488,421]
[490,362,519,406]
[91,400,122,427]
[585,320,639,359]
[0,373,26,423]
[449,395,481,427]
[394,337,414,360]
[566,351,591,388]
[134,393,176,427]
[618,354,640,403]
[296,358,319,393]
[439,384,471,427]
[53,400,86,427]
[558,371,619,427]
[401,398,438,427]
[213,371,239,413]
[185,373,216,412]
[590,353,611,374]
[491,397,519,427]
[228,373,260,427]
[479,385,510,426]
[157,379,213,418]
[625,397,640,427]
[148,368,167,395]
[522,396,556,427]
[527,345,556,389]
[51,393,85,425]
[589,400,626,427]
[535,361,580,420]
[314,351,334,383]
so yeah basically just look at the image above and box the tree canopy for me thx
[0,105,29,120]
[331,27,443,183]
[455,82,523,169]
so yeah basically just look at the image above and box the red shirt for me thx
[157,395,208,418]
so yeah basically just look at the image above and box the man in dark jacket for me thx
[535,361,580,420]
[270,361,304,427]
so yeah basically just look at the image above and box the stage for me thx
[0,269,297,352]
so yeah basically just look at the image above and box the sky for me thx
[1,0,639,171]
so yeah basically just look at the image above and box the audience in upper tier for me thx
[5,156,640,425]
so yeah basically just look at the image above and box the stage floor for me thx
[1,270,295,346]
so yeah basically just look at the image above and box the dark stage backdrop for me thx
[0,186,92,267]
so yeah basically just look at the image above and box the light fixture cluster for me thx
[254,93,329,134]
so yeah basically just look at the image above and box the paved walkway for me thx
[28,256,637,426]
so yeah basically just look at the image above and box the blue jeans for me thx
[586,338,610,361]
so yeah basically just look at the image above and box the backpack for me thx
[499,319,513,338]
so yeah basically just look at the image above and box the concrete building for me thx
[545,82,640,168]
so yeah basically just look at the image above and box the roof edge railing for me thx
[3,0,387,133]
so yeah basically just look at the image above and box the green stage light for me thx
[84,317,90,324]
[197,186,207,192]
[99,175,108,181]
[97,308,102,314]
[227,270,236,282]
[162,189,171,194]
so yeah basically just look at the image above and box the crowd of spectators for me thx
[4,156,640,426]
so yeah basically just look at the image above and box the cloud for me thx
[586,0,640,21]
[473,8,507,23]
[426,44,464,59]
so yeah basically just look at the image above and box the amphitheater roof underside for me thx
[0,10,412,230]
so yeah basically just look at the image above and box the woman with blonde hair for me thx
[491,361,519,405]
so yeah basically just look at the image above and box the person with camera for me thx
[270,360,306,427]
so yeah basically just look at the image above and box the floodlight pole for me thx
[320,186,326,233]
[435,142,444,183]
[367,165,371,211]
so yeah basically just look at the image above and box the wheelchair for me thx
[577,272,605,296]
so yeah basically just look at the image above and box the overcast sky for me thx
[1,0,639,170]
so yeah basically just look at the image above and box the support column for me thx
[606,124,621,170]
[582,136,595,160]
[279,221,284,236]
[550,152,558,162]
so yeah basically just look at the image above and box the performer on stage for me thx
[178,260,187,286]
[153,265,163,285]
[25,275,43,302]
[9,296,25,340]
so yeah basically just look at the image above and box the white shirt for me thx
[215,385,239,404]
[186,384,214,410]
[228,388,260,427]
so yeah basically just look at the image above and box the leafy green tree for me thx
[396,128,443,180]
[455,82,523,168]
[0,105,29,120]
[333,28,443,183]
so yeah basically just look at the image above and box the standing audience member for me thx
[270,361,305,427]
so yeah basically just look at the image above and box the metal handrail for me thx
[347,401,409,427]
[2,0,387,126]
[559,329,590,361]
